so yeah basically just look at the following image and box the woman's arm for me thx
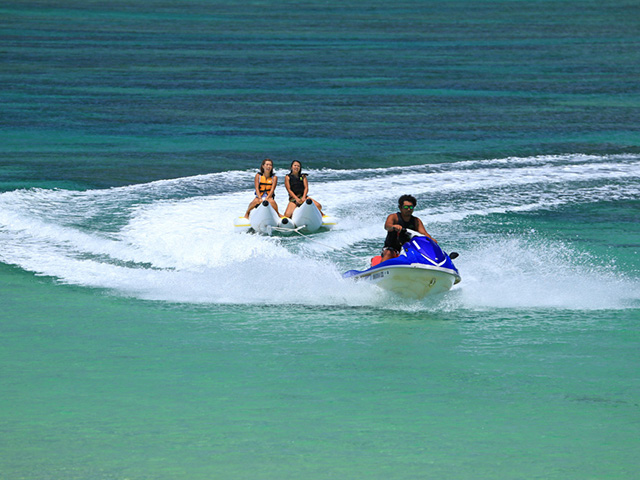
[301,175,309,201]
[266,175,277,199]
[254,173,261,196]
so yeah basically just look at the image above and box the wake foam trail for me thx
[41,253,381,307]
[454,237,640,310]
[0,189,384,306]
[1,154,638,309]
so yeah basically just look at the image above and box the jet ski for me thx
[343,229,461,299]
[234,199,337,235]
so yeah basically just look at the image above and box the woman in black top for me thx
[284,160,323,218]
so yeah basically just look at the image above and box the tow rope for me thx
[270,225,361,259]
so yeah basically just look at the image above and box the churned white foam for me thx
[314,158,640,211]
[456,237,639,310]
[0,187,381,306]
[127,257,380,306]
[1,154,638,308]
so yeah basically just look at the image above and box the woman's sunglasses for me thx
[402,205,415,210]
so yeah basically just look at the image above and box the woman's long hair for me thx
[259,158,274,176]
[289,160,304,177]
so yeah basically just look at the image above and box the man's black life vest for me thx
[383,213,417,252]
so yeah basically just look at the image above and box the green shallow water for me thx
[3,268,639,479]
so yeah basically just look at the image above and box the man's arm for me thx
[415,218,436,242]
[384,214,402,233]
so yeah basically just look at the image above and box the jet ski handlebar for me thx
[401,228,459,259]
[401,228,424,238]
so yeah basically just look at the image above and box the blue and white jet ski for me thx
[343,229,461,299]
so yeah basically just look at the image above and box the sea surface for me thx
[1,1,639,479]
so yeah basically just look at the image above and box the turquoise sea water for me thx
[1,1,639,479]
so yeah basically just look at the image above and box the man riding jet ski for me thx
[343,195,460,299]
[380,194,437,264]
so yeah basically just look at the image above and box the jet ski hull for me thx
[345,263,459,299]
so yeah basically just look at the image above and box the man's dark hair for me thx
[398,194,417,210]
